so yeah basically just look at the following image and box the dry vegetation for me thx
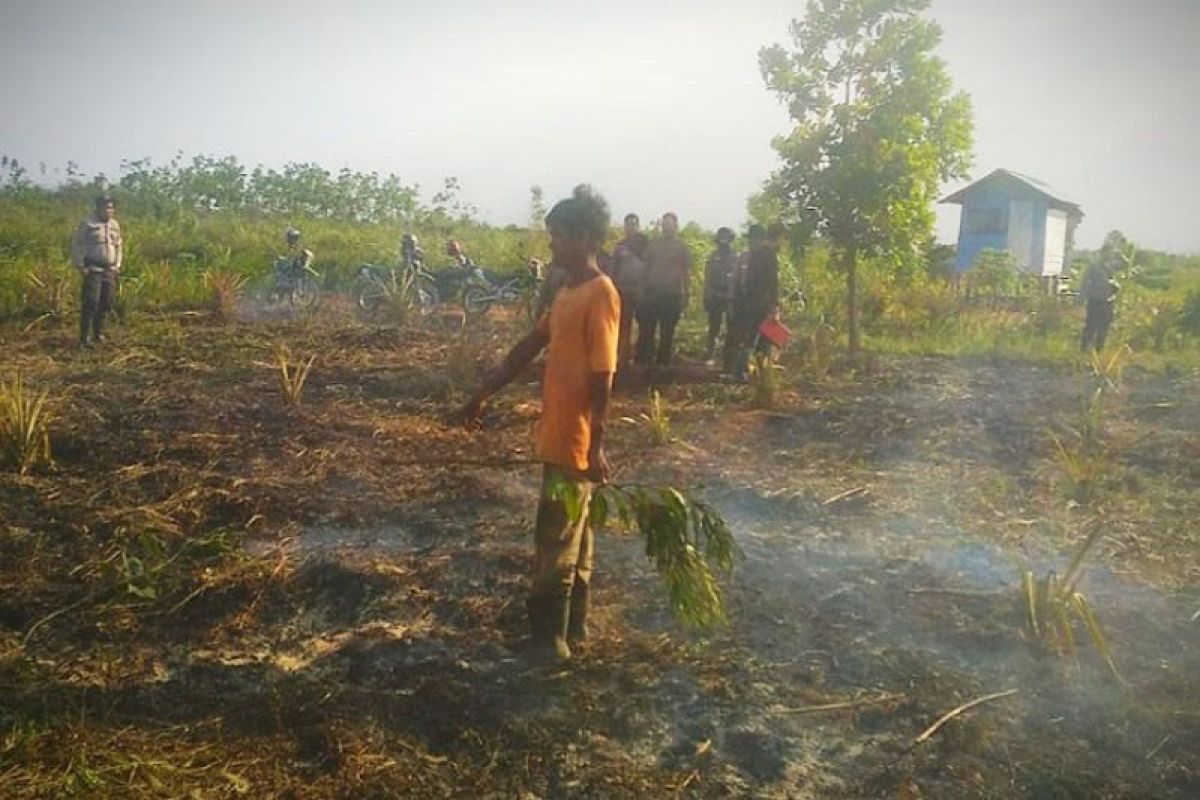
[1,300,1198,798]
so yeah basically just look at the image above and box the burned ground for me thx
[2,309,1198,798]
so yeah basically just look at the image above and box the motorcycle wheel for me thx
[416,283,439,316]
[356,280,386,313]
[463,288,492,317]
[290,276,321,311]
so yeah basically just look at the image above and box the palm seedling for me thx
[749,352,782,409]
[204,269,248,322]
[0,373,54,475]
[1022,524,1121,681]
[275,345,315,407]
[22,264,72,330]
[621,390,673,445]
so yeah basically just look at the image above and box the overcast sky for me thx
[1,0,1197,251]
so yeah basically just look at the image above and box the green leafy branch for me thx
[552,478,740,629]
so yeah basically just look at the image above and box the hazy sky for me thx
[2,0,1197,251]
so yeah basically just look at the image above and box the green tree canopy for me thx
[757,0,973,350]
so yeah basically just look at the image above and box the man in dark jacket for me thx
[704,227,738,365]
[732,224,781,382]
[1079,233,1123,351]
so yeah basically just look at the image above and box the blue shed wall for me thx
[953,179,1048,273]
[1031,200,1047,272]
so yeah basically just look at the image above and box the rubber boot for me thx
[567,581,590,645]
[526,594,571,663]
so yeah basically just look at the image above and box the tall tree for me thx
[758,0,973,351]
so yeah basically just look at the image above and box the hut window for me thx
[964,207,1007,234]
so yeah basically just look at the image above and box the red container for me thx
[757,317,791,348]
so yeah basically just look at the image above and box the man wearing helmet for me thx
[401,233,425,269]
[446,239,473,269]
[285,227,314,275]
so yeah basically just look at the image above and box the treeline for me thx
[0,153,477,226]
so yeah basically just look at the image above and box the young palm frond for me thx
[0,373,54,475]
[275,346,315,407]
[553,478,740,629]
[22,264,73,329]
[1021,524,1121,681]
[645,390,672,445]
[204,269,248,322]
[620,390,673,445]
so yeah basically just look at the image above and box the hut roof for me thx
[941,168,1083,219]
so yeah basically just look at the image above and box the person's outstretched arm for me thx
[460,327,548,425]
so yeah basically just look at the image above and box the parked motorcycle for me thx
[268,256,321,310]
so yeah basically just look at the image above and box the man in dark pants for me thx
[1079,237,1121,351]
[611,213,648,372]
[461,185,619,663]
[704,227,737,365]
[636,212,692,366]
[70,195,123,347]
[732,224,782,382]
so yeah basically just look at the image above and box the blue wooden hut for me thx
[941,169,1084,277]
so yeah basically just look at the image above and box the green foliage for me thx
[970,248,1021,303]
[1049,346,1127,505]
[758,0,974,350]
[553,480,740,629]
[1180,289,1200,337]
[0,154,562,319]
[103,528,242,605]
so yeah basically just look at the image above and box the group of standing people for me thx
[608,212,782,381]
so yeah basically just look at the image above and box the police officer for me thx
[70,195,123,347]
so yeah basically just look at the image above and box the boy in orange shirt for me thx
[461,185,620,662]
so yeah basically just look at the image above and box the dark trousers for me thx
[731,304,770,377]
[617,293,638,370]
[531,465,593,601]
[636,291,683,366]
[80,270,116,342]
[705,297,732,360]
[1081,299,1114,351]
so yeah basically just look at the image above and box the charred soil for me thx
[2,309,1198,798]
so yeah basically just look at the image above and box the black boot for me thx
[526,594,571,663]
[567,581,590,645]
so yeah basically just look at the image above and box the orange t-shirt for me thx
[535,273,620,472]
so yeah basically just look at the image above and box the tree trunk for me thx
[846,247,860,354]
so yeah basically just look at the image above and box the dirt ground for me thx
[2,306,1198,798]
